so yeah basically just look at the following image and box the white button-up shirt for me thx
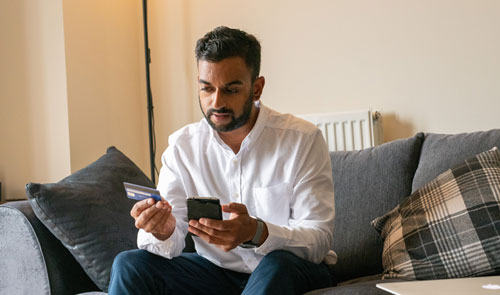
[138,104,337,273]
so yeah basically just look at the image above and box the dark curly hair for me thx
[195,26,261,81]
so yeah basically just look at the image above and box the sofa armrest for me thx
[0,201,99,295]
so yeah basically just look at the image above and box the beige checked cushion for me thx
[372,147,500,280]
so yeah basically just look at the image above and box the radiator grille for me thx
[297,109,382,151]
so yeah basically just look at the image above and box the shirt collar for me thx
[241,101,268,151]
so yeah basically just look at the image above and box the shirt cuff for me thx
[254,222,287,255]
[137,227,184,259]
[254,222,338,265]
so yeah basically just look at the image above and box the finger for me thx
[198,218,230,231]
[130,199,155,218]
[155,200,171,210]
[135,205,163,229]
[144,206,172,233]
[189,220,241,250]
[188,225,225,245]
[151,210,170,233]
[189,219,227,237]
[221,202,248,214]
[148,209,171,234]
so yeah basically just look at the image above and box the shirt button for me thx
[233,158,238,164]
[232,192,239,199]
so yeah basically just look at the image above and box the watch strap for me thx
[251,217,264,245]
[239,217,264,248]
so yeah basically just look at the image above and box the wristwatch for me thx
[239,217,264,249]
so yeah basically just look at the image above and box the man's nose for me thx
[212,90,225,110]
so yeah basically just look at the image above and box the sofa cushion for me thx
[1,201,99,295]
[0,204,51,295]
[329,133,424,282]
[26,146,153,291]
[412,129,500,192]
[372,147,500,280]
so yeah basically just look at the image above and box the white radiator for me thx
[297,109,382,151]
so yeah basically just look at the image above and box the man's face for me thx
[198,57,256,132]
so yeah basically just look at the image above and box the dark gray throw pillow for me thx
[26,146,154,291]
[329,133,424,283]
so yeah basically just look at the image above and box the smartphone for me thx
[187,197,222,221]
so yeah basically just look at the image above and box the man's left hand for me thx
[188,202,263,252]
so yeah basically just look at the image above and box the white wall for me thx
[151,0,500,153]
[0,0,71,200]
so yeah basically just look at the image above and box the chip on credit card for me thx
[123,182,162,202]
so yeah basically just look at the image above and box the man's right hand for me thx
[131,198,176,241]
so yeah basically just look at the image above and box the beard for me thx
[200,92,254,132]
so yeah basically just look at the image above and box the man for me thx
[109,26,336,295]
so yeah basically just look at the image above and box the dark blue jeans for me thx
[108,249,334,295]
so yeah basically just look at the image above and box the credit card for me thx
[123,182,162,202]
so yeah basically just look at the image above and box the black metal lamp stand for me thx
[141,0,156,184]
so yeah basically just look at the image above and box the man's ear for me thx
[252,76,265,101]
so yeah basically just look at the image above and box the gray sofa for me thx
[1,129,500,295]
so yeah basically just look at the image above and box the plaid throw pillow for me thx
[372,147,500,280]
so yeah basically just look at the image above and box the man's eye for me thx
[226,88,239,94]
[200,87,212,92]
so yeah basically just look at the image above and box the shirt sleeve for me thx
[137,143,189,259]
[255,130,335,264]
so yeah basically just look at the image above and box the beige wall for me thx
[151,0,500,155]
[2,1,500,199]
[148,0,196,155]
[63,0,149,174]
[0,0,150,200]
[0,0,71,200]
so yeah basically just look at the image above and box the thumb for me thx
[222,202,248,214]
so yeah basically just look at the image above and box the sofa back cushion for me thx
[412,129,500,192]
[330,133,424,282]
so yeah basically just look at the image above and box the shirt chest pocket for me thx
[252,182,291,225]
